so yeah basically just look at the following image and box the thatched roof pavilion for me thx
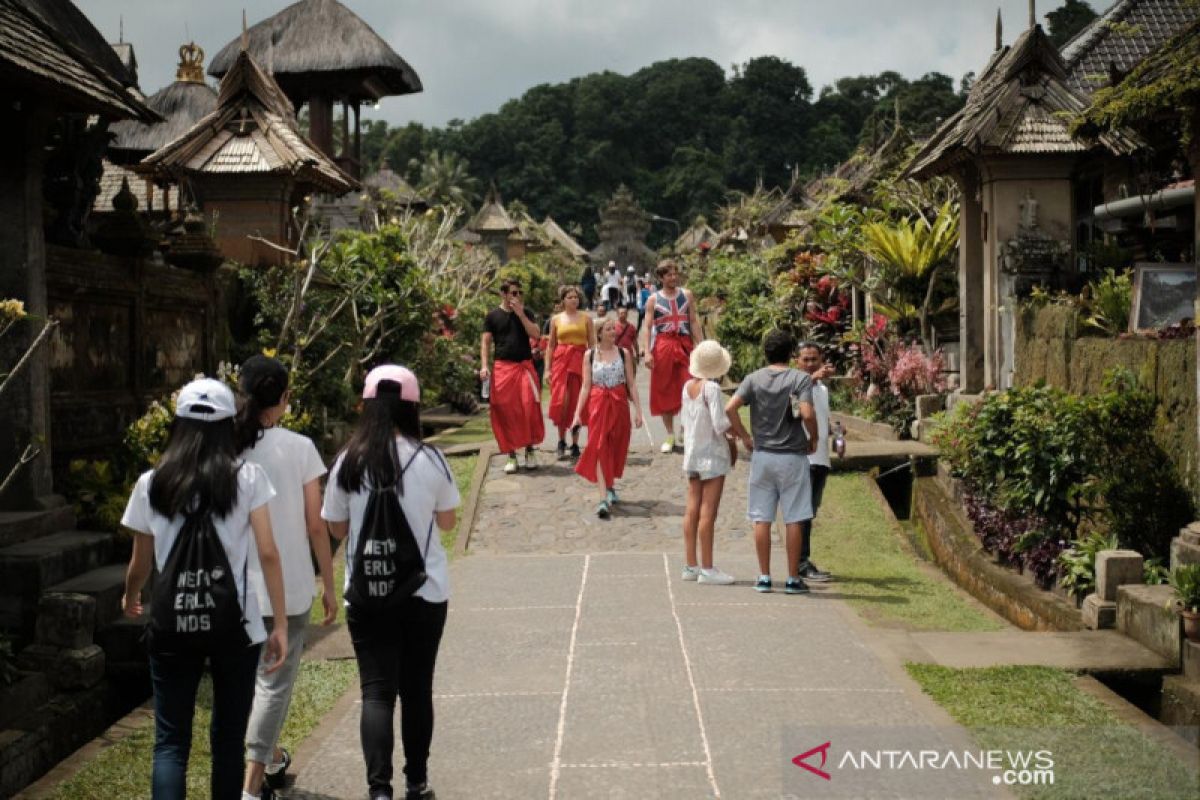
[207,0,422,178]
[109,43,218,162]
[542,216,588,260]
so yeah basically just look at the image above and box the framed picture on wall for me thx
[1129,263,1197,332]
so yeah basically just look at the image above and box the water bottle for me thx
[833,420,846,459]
[481,377,491,401]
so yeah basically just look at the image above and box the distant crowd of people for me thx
[119,258,839,800]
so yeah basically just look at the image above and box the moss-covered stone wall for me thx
[1015,305,1198,500]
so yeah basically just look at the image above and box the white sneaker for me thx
[523,447,538,470]
[698,568,735,585]
[681,565,701,581]
[503,455,519,474]
[660,435,675,454]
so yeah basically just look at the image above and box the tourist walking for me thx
[613,305,639,357]
[680,341,737,586]
[604,261,621,309]
[322,365,460,800]
[547,286,595,461]
[724,330,819,595]
[580,264,596,310]
[796,342,835,583]
[120,378,288,800]
[641,259,700,453]
[234,356,337,800]
[480,279,545,474]
[572,318,645,518]
[636,278,653,335]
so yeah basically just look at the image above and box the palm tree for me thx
[408,150,481,212]
[859,201,958,350]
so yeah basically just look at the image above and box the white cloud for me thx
[75,0,1095,127]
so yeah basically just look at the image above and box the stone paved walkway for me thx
[289,367,1002,799]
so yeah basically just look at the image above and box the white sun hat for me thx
[689,340,732,380]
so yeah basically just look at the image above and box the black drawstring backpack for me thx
[149,509,250,651]
[345,444,450,611]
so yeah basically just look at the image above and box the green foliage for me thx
[1081,268,1133,335]
[371,59,966,246]
[689,253,783,380]
[496,256,559,318]
[1168,564,1200,612]
[1045,0,1100,47]
[1057,530,1118,600]
[1144,557,1170,586]
[63,460,130,532]
[408,149,480,211]
[932,369,1194,560]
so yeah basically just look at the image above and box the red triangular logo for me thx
[792,741,832,781]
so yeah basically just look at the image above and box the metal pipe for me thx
[1093,186,1194,221]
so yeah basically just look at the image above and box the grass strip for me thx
[907,665,1198,799]
[815,474,1001,631]
[48,659,357,799]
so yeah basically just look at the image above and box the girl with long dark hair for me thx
[235,356,337,800]
[322,365,460,800]
[121,378,288,800]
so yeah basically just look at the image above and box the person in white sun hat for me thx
[679,340,737,585]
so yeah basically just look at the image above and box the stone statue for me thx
[1019,188,1039,230]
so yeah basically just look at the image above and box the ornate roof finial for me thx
[996,8,1003,50]
[176,42,206,83]
[240,10,248,51]
[119,14,124,43]
[1029,0,1036,29]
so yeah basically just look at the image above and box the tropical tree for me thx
[409,149,481,211]
[859,201,959,350]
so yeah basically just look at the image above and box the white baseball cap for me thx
[175,378,236,421]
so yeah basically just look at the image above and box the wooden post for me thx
[341,100,350,159]
[353,100,362,178]
[308,96,334,157]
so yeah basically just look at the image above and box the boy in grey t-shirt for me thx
[725,330,819,595]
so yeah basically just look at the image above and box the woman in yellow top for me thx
[546,285,596,460]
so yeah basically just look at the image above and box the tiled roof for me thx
[905,25,1140,179]
[0,0,155,120]
[137,49,355,195]
[1062,0,1198,96]
[93,160,178,213]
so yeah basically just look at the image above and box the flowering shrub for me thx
[887,344,946,400]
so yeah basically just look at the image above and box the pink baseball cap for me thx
[362,364,420,402]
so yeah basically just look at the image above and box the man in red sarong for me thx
[640,259,700,454]
[480,279,546,474]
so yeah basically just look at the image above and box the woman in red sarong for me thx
[546,286,595,461]
[641,260,700,454]
[572,318,645,518]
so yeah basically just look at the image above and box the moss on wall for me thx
[1015,305,1198,501]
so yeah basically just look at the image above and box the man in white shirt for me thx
[604,261,621,309]
[797,342,835,583]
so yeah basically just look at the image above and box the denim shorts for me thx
[747,450,812,524]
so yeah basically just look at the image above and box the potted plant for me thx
[1167,564,1200,642]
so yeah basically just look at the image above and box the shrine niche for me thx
[589,185,658,273]
[998,189,1071,295]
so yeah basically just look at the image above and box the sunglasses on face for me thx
[507,290,522,297]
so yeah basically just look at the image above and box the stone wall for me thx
[45,246,225,470]
[1014,304,1198,499]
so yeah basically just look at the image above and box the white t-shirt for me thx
[809,381,831,469]
[120,463,276,644]
[242,427,328,617]
[321,438,460,604]
[605,270,620,289]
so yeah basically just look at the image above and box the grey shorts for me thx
[747,451,812,524]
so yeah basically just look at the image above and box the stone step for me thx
[1170,532,1200,570]
[0,532,115,638]
[46,564,128,632]
[95,615,147,665]
[0,672,52,730]
[0,506,75,549]
[1116,583,1182,667]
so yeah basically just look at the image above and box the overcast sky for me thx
[76,1,1098,128]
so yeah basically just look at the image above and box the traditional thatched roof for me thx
[1076,18,1200,134]
[1061,0,1198,97]
[93,159,178,213]
[110,44,218,158]
[541,216,589,259]
[470,187,516,233]
[807,121,913,207]
[136,48,355,195]
[363,167,425,205]
[904,24,1141,179]
[0,0,156,120]
[111,41,137,86]
[674,219,720,252]
[208,0,421,102]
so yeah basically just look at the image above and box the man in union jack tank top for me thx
[639,259,701,453]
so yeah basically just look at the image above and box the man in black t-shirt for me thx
[480,280,546,473]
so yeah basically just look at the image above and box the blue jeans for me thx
[147,635,261,799]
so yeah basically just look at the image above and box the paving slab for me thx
[905,629,1173,671]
